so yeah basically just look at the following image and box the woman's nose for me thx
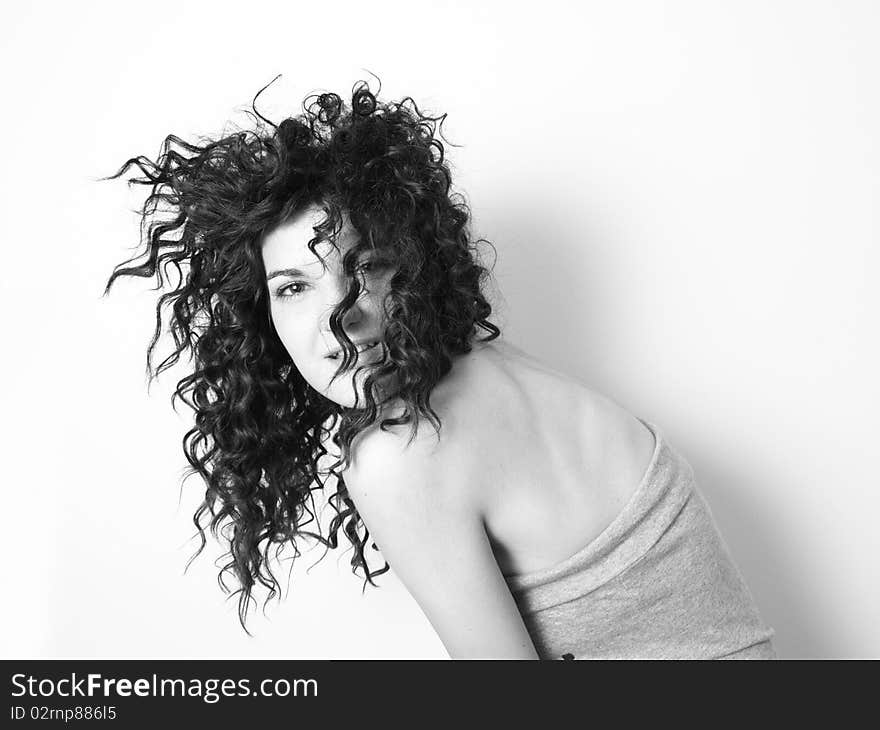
[340,297,365,328]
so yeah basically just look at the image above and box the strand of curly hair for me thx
[104,78,500,633]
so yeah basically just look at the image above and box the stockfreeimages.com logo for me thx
[11,673,317,704]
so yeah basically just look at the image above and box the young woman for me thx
[106,80,776,659]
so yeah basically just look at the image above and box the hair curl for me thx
[104,78,500,631]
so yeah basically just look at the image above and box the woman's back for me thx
[360,339,775,659]
[393,337,657,578]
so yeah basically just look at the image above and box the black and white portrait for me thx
[3,1,877,661]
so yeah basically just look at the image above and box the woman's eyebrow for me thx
[266,267,310,281]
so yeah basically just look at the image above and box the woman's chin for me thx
[321,371,388,410]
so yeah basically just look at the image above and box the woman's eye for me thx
[276,281,307,298]
[357,260,390,275]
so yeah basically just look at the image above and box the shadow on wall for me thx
[484,195,833,659]
[691,454,837,660]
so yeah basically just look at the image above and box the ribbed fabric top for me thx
[504,419,777,660]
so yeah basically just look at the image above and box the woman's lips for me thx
[326,341,381,361]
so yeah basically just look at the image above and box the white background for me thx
[2,0,877,659]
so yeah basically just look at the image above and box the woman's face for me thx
[262,205,394,408]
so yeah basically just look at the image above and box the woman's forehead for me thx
[261,205,359,271]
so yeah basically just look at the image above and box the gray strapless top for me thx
[504,419,777,659]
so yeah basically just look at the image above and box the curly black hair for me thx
[104,78,500,632]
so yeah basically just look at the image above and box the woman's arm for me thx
[344,428,540,659]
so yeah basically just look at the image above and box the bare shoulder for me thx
[344,411,477,517]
